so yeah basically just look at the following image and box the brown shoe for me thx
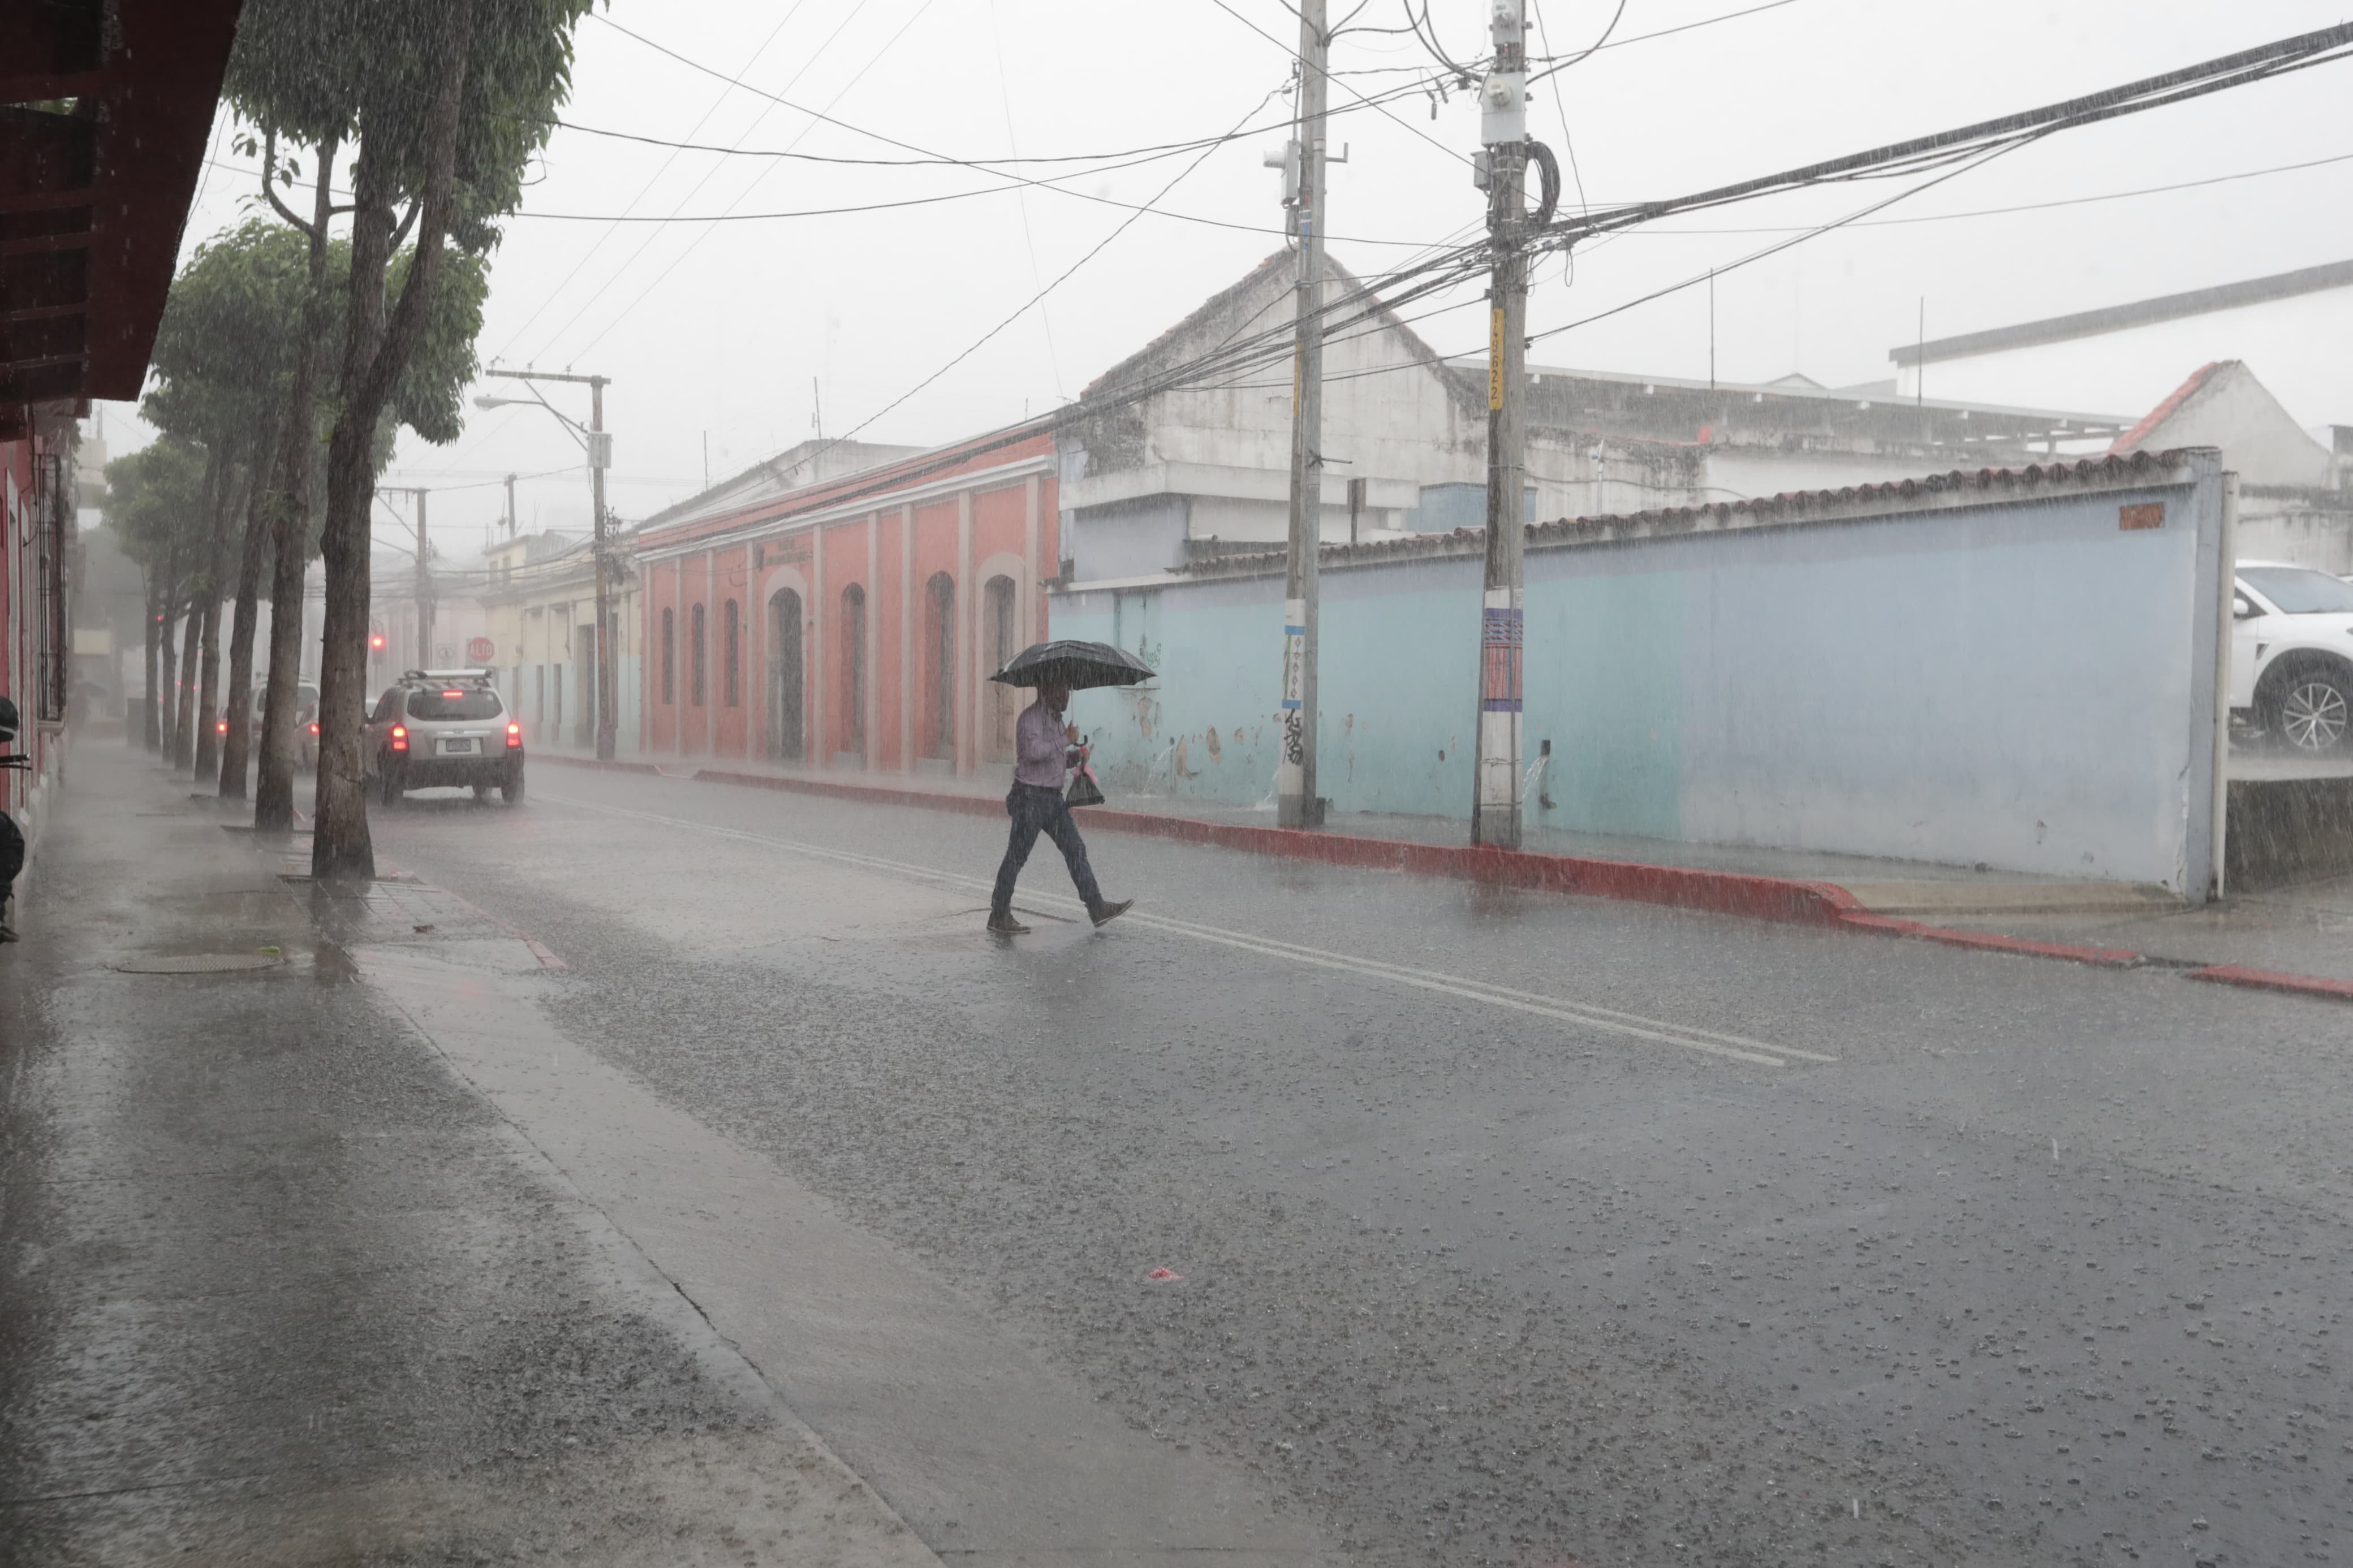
[986,912,1031,935]
[1089,899,1134,928]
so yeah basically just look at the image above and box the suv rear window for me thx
[405,688,505,721]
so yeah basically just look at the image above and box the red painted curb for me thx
[541,753,1852,925]
[535,754,2346,998]
[2185,964,2353,1001]
[1833,910,2143,968]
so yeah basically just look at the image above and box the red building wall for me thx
[635,431,1057,776]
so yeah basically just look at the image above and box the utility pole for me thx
[1275,0,1328,831]
[412,488,431,671]
[1473,0,1529,850]
[503,472,516,536]
[480,368,615,760]
[589,376,614,761]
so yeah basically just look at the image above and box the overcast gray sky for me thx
[113,0,2353,543]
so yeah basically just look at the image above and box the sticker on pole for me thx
[1480,608,1523,712]
[1146,1267,1184,1282]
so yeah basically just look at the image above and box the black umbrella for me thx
[987,639,1157,691]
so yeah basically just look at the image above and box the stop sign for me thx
[466,636,495,663]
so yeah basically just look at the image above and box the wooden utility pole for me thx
[1473,0,1529,850]
[1277,0,1329,830]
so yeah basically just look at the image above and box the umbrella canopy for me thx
[987,639,1157,691]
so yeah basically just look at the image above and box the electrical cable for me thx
[1203,0,1476,167]
[530,0,927,366]
[488,2,815,361]
[1528,0,1804,79]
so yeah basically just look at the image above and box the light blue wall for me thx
[1057,460,2224,893]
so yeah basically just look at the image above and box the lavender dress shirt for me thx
[1013,699,1077,789]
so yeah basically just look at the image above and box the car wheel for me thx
[502,768,525,805]
[472,781,493,802]
[2260,662,2353,753]
[377,762,404,806]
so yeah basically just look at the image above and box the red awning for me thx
[1,0,244,435]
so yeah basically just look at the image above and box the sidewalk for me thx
[546,742,2353,999]
[0,745,943,1566]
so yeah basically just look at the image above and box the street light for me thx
[475,369,617,761]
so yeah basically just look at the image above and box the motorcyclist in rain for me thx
[0,697,26,943]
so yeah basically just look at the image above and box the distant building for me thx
[1060,252,2136,586]
[630,430,1057,772]
[480,529,643,752]
[640,438,929,534]
[2102,360,2353,571]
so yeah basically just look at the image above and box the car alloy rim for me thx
[2281,680,2349,750]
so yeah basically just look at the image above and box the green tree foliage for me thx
[222,0,593,873]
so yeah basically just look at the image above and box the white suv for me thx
[2232,562,2353,754]
[364,669,525,804]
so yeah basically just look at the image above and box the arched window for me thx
[722,599,742,707]
[841,584,867,752]
[660,608,674,704]
[925,572,955,757]
[689,602,706,706]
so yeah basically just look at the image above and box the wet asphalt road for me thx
[367,764,2353,1568]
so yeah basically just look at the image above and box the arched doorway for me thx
[767,589,803,761]
[839,583,867,761]
[984,574,1019,763]
[924,572,955,759]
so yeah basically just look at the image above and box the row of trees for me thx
[106,0,592,876]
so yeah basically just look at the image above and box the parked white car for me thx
[2232,561,2353,753]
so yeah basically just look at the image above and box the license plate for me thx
[439,737,476,754]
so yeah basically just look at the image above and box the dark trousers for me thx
[992,782,1102,917]
[0,810,21,914]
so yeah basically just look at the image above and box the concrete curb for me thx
[536,754,2346,999]
[2184,963,2353,1001]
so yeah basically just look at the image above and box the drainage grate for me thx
[110,954,283,974]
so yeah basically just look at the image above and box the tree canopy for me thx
[223,0,594,253]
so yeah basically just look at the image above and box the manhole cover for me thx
[110,954,283,974]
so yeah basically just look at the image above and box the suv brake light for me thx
[308,721,320,735]
[506,722,522,749]
[390,723,408,753]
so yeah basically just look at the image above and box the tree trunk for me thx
[192,593,224,780]
[255,134,341,835]
[172,602,201,773]
[191,454,245,783]
[140,573,161,751]
[219,438,279,798]
[157,604,179,762]
[313,15,476,882]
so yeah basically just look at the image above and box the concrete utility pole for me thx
[412,488,431,671]
[1275,0,1329,830]
[1473,0,1530,850]
[503,472,516,537]
[479,369,616,760]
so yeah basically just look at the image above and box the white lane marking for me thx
[541,792,1822,1069]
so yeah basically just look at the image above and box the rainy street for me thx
[19,4,2353,1565]
[14,747,2345,1565]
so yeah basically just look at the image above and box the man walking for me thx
[988,681,1131,935]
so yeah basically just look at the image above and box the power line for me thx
[488,1,817,362]
[794,87,1288,463]
[1529,0,1805,79]
[528,0,916,365]
[1619,146,2353,234]
[1203,0,1474,168]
